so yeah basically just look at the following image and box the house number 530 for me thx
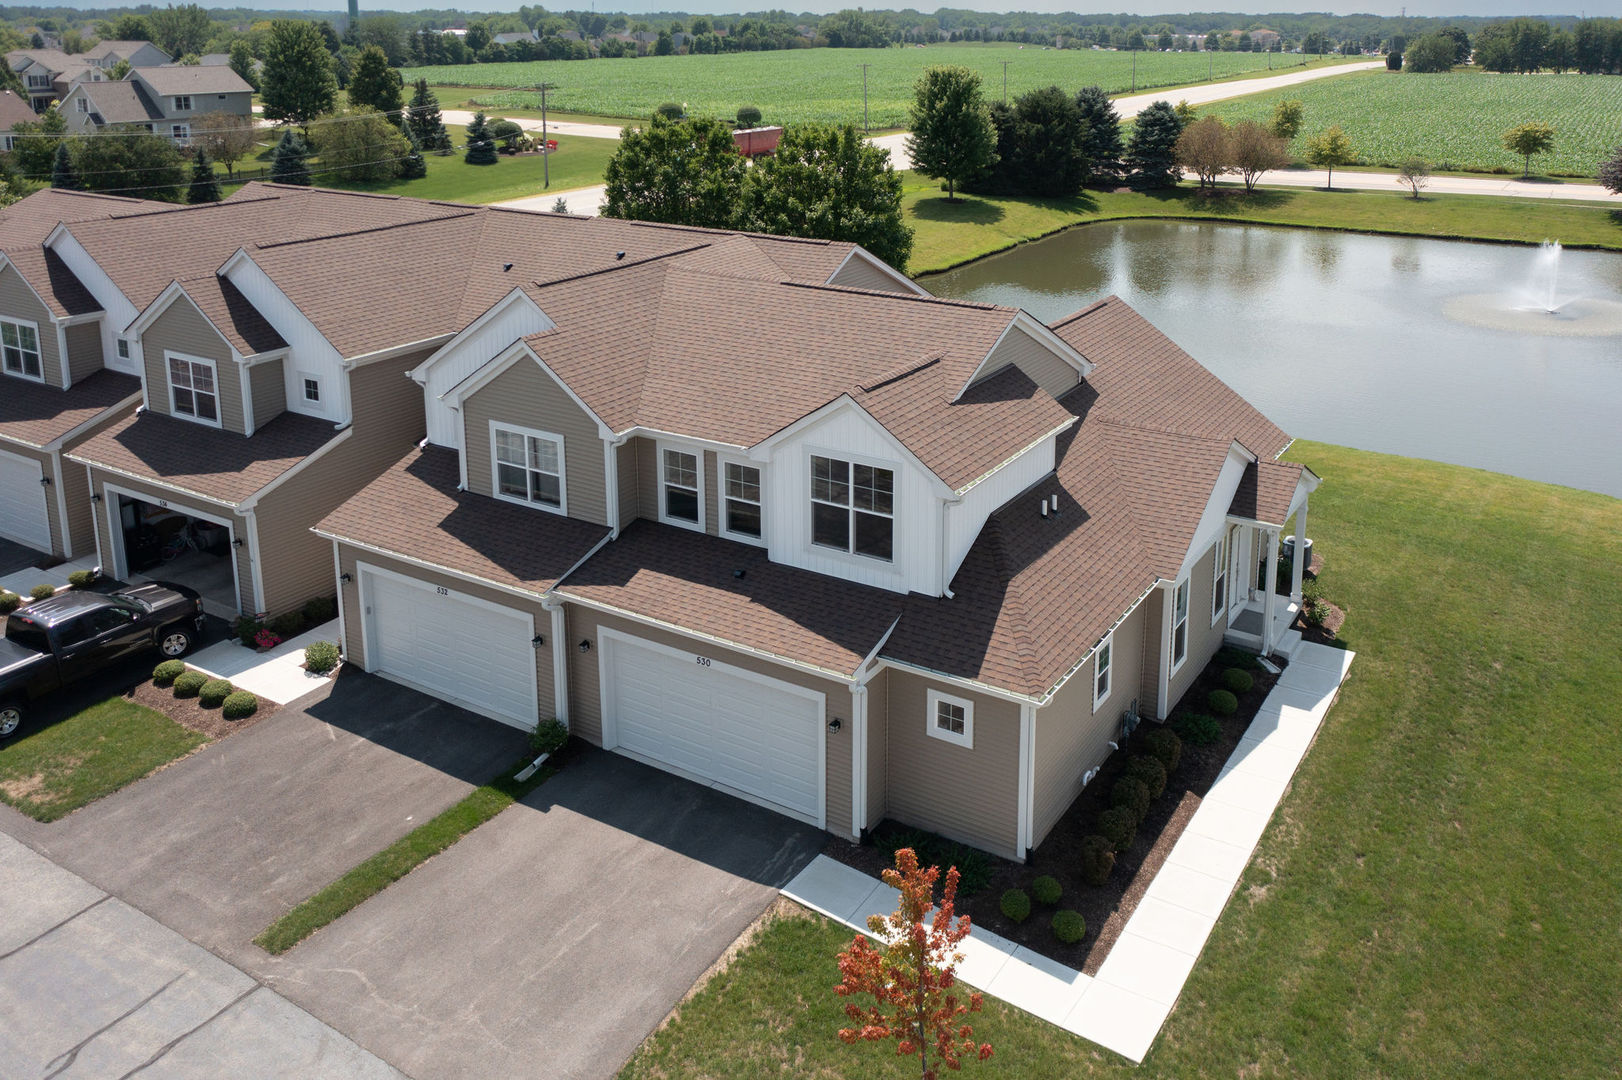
[695,656,712,667]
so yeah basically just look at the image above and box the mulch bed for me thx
[823,652,1282,974]
[126,678,278,741]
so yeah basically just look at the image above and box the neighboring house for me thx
[81,40,172,70]
[5,49,96,111]
[0,88,38,151]
[491,31,538,45]
[59,66,253,143]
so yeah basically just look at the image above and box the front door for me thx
[1229,525,1249,615]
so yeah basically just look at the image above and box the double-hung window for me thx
[1170,577,1190,672]
[722,460,762,541]
[1,319,43,381]
[167,354,219,425]
[173,95,191,111]
[493,424,564,512]
[926,688,973,749]
[661,448,701,528]
[1211,531,1229,624]
[1093,633,1113,710]
[170,123,190,145]
[810,455,893,562]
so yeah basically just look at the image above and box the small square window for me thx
[303,378,320,402]
[925,689,974,749]
[116,338,130,359]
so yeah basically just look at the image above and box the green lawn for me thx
[296,134,617,204]
[0,697,205,822]
[619,443,1622,1079]
[901,175,1622,274]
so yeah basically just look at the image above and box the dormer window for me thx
[1,319,44,381]
[167,353,219,426]
[76,97,88,112]
[811,455,893,562]
[660,447,702,530]
[173,95,191,111]
[492,423,564,513]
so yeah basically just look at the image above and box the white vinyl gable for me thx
[414,290,555,448]
[47,227,140,373]
[221,251,347,424]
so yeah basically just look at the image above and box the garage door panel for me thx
[0,450,51,549]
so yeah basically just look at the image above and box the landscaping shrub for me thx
[1052,909,1086,944]
[67,569,97,587]
[876,826,993,896]
[254,628,282,650]
[1222,667,1255,694]
[656,101,684,120]
[0,591,20,614]
[199,679,235,708]
[1216,646,1261,670]
[29,584,55,601]
[1111,776,1151,823]
[1000,888,1032,923]
[233,616,262,647]
[1079,834,1116,885]
[1098,806,1138,852]
[529,717,569,756]
[736,104,762,127]
[304,640,340,675]
[1174,712,1222,746]
[1031,875,1063,906]
[1125,754,1168,800]
[1143,728,1183,774]
[152,659,187,686]
[173,671,208,698]
[301,595,337,625]
[1208,688,1239,716]
[269,611,305,640]
[221,690,258,720]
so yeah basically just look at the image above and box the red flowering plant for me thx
[253,628,282,650]
[835,847,993,1080]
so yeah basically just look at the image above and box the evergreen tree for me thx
[50,142,82,190]
[396,119,427,179]
[269,130,312,186]
[1126,100,1184,189]
[187,151,222,203]
[1073,86,1123,183]
[1007,86,1089,197]
[464,111,499,165]
[347,45,404,119]
[904,65,996,202]
[407,78,453,155]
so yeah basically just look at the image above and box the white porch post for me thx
[1290,502,1308,605]
[1262,528,1280,655]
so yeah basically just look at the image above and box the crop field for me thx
[403,44,1349,128]
[1203,70,1622,176]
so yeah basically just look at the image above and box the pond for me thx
[924,221,1622,499]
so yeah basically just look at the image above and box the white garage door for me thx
[0,449,51,550]
[361,566,536,728]
[602,629,825,826]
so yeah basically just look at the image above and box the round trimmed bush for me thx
[1079,834,1116,885]
[1000,888,1032,923]
[233,616,262,647]
[736,104,762,127]
[0,590,21,614]
[173,671,208,698]
[530,717,569,756]
[221,690,258,720]
[1222,667,1255,694]
[1143,728,1183,774]
[1098,807,1138,852]
[1052,909,1086,944]
[269,611,305,640]
[304,640,340,675]
[656,101,683,120]
[1111,776,1151,824]
[1208,688,1239,716]
[152,659,187,686]
[29,584,55,601]
[67,568,98,587]
[1174,712,1222,746]
[1125,754,1167,800]
[301,595,337,625]
[1031,875,1062,906]
[199,679,234,708]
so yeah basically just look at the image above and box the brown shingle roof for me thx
[0,188,144,317]
[556,519,904,679]
[75,80,164,125]
[132,66,251,96]
[314,445,610,595]
[67,408,339,506]
[1230,458,1305,526]
[177,275,285,356]
[0,370,140,449]
[0,89,36,128]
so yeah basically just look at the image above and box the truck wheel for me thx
[159,626,195,658]
[0,702,22,740]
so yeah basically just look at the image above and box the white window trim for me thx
[657,441,705,533]
[926,688,974,750]
[115,337,130,360]
[1093,631,1113,711]
[173,95,191,111]
[1170,575,1190,675]
[489,420,567,515]
[76,97,88,112]
[299,371,321,404]
[717,453,765,547]
[170,122,190,144]
[164,351,223,428]
[1211,531,1229,626]
[807,447,897,565]
[0,316,46,383]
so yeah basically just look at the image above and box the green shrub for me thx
[173,670,208,698]
[1126,755,1168,800]
[876,827,993,897]
[268,611,305,640]
[1215,646,1261,670]
[233,616,262,647]
[1111,776,1151,823]
[1000,888,1031,923]
[1174,712,1222,746]
[29,584,55,601]
[1098,807,1138,852]
[1143,728,1183,774]
[152,659,187,686]
[1079,834,1116,885]
[1051,909,1086,944]
[1222,667,1255,694]
[530,717,569,756]
[736,104,762,127]
[656,101,683,120]
[1208,688,1239,716]
[301,595,337,625]
[304,640,340,675]
[67,569,97,587]
[221,690,258,720]
[1031,875,1062,905]
[199,678,235,708]
[0,591,20,614]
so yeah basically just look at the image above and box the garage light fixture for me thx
[578,638,592,653]
[90,493,102,503]
[39,475,51,486]
[232,538,244,548]
[531,634,545,648]
[827,718,842,733]
[339,573,352,585]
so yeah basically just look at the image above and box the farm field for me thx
[403,44,1354,128]
[1202,70,1622,176]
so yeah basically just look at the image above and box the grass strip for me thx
[254,757,554,954]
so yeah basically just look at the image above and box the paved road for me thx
[1220,168,1618,202]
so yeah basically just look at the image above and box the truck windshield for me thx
[109,593,152,613]
[4,619,50,655]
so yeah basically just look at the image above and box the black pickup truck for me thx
[0,583,204,740]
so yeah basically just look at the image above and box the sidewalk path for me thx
[1228,169,1617,202]
[442,109,624,140]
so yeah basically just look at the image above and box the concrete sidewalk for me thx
[186,619,342,705]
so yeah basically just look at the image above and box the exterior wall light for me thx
[339,572,352,585]
[531,635,545,648]
[827,718,843,733]
[578,639,592,652]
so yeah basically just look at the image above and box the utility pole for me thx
[860,63,870,132]
[534,83,556,187]
[1001,59,1011,103]
[1131,50,1136,92]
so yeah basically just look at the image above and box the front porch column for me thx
[1290,501,1308,605]
[1262,528,1280,655]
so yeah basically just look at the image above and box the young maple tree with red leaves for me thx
[835,847,994,1080]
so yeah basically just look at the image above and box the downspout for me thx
[850,681,867,840]
[1157,582,1173,720]
[541,596,570,728]
[1017,702,1035,861]
[244,508,267,617]
[938,497,959,598]
[89,472,105,572]
[50,455,71,558]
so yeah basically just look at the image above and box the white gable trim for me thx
[829,247,929,296]
[1180,440,1259,576]
[409,287,552,385]
[955,311,1094,402]
[752,394,955,498]
[443,340,616,442]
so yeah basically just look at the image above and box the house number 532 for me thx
[695,656,712,667]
